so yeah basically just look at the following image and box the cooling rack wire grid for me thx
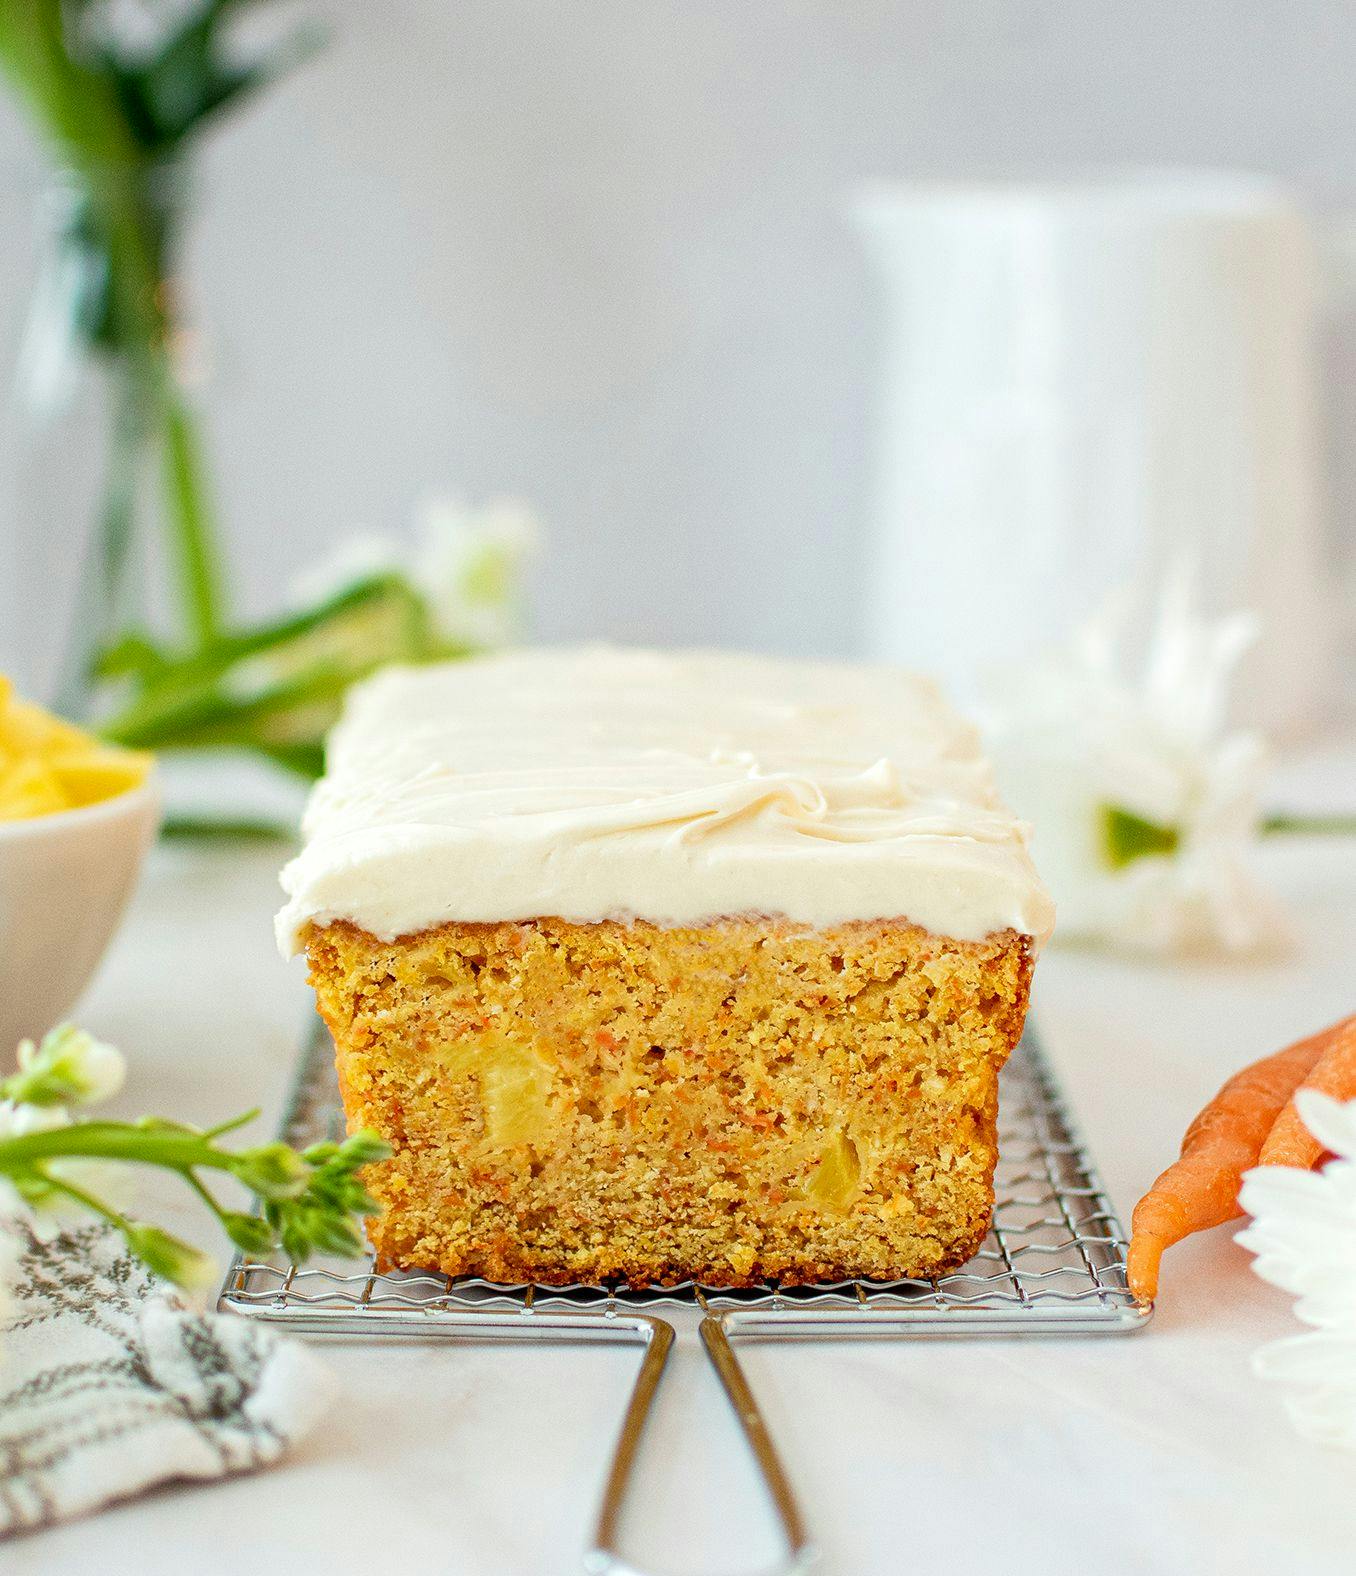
[220,1022,1149,1575]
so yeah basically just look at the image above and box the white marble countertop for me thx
[12,743,1356,1576]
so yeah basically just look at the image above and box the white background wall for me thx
[4,0,1356,698]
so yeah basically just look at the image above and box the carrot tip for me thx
[1126,1237,1161,1304]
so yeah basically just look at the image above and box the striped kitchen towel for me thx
[0,1220,333,1536]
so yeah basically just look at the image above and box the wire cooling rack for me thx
[221,1017,1144,1329]
[219,1020,1148,1574]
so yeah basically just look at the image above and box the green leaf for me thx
[95,574,437,765]
[253,740,327,780]
[94,2,325,151]
[1100,804,1181,870]
[94,629,174,682]
[171,24,327,138]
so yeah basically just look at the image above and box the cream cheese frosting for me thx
[275,646,1054,953]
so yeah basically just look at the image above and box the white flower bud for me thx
[12,1025,127,1107]
[63,1031,127,1105]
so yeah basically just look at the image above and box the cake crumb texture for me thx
[307,915,1033,1286]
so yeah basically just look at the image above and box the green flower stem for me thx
[59,366,150,712]
[99,372,147,629]
[0,1121,262,1176]
[0,1114,388,1283]
[0,2,229,661]
[42,1171,133,1234]
[161,378,226,644]
[41,1170,213,1286]
[1102,804,1356,875]
[160,814,294,843]
[201,1110,261,1140]
[1262,813,1356,838]
[179,1166,238,1229]
[58,86,230,651]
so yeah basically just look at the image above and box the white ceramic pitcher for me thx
[853,170,1335,733]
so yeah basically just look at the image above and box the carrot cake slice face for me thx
[278,647,1053,1286]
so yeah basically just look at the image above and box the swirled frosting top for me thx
[275,646,1053,953]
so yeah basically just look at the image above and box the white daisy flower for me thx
[984,572,1281,955]
[411,496,538,649]
[290,495,538,652]
[1237,1092,1356,1448]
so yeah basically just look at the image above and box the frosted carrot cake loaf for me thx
[276,647,1053,1286]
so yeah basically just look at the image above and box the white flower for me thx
[0,1100,67,1139]
[290,495,538,651]
[1237,1092,1356,1448]
[984,572,1280,955]
[411,496,538,648]
[16,1025,126,1106]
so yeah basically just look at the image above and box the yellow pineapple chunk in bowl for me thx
[0,677,160,1051]
[0,758,70,820]
[0,675,153,821]
[46,747,155,809]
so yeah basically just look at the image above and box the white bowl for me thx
[0,776,161,1056]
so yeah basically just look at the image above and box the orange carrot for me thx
[1127,1029,1330,1302]
[1258,1014,1356,1170]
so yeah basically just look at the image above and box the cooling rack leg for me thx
[584,1315,677,1576]
[698,1316,821,1576]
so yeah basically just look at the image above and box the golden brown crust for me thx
[307,914,1033,1287]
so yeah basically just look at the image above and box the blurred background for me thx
[3,0,1356,713]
